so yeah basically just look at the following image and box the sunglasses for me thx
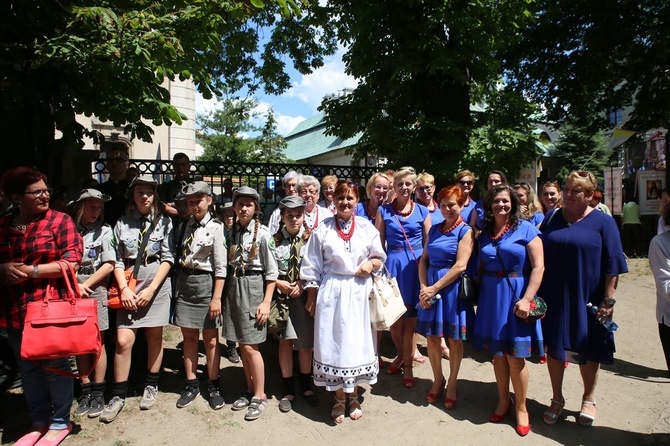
[458,180,474,186]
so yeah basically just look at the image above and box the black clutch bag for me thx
[458,274,479,306]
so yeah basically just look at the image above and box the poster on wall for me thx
[514,166,538,191]
[603,168,623,215]
[637,169,666,215]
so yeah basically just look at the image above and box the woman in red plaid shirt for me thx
[0,166,83,446]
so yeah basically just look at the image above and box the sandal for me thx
[578,400,597,427]
[331,396,346,424]
[244,397,268,421]
[426,377,445,404]
[386,357,403,375]
[542,398,565,425]
[443,385,458,410]
[347,394,362,420]
[413,353,426,364]
[441,346,450,360]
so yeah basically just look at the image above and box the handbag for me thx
[267,294,290,337]
[108,217,158,309]
[494,241,547,322]
[21,261,102,378]
[458,274,479,306]
[455,225,478,306]
[369,265,407,331]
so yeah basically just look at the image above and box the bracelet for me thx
[603,296,616,306]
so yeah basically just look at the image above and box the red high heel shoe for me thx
[443,386,458,410]
[489,397,514,423]
[386,357,403,375]
[402,365,414,388]
[516,423,531,437]
[426,377,445,403]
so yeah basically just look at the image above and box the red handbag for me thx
[21,261,102,378]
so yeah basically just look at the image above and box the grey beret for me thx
[232,186,260,202]
[182,181,212,197]
[278,196,306,209]
[69,188,111,207]
[128,175,157,190]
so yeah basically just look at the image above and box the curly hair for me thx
[482,184,522,235]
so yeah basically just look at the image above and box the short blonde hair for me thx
[416,172,435,185]
[566,170,597,195]
[321,175,338,188]
[366,172,391,199]
[393,166,417,185]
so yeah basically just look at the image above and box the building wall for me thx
[76,78,196,161]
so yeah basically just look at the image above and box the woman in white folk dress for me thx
[302,181,386,424]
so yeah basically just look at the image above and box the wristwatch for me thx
[32,265,40,279]
[603,297,616,306]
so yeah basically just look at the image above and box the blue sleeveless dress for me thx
[416,222,474,339]
[379,202,429,317]
[472,220,544,358]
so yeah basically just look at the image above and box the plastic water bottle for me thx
[416,294,441,310]
[586,303,618,332]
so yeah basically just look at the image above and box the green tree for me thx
[198,98,288,163]
[0,0,334,183]
[504,0,670,131]
[553,123,611,181]
[318,0,537,180]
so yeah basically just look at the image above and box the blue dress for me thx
[539,209,627,364]
[354,201,375,224]
[528,211,545,226]
[427,205,444,227]
[416,222,474,340]
[379,202,429,317]
[473,199,485,229]
[473,220,544,358]
[460,198,477,223]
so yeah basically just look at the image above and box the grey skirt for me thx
[278,293,314,349]
[117,262,171,329]
[77,274,109,331]
[173,271,221,330]
[222,275,266,344]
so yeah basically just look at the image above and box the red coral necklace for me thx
[335,217,356,241]
[490,223,511,241]
[440,217,463,234]
[392,200,414,218]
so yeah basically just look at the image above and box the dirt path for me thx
[1,259,669,445]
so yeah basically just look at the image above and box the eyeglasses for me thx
[575,171,597,187]
[300,189,318,196]
[458,180,474,186]
[24,188,53,198]
[417,185,434,192]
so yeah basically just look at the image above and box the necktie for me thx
[287,236,300,282]
[181,223,198,266]
[138,218,150,265]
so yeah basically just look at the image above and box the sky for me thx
[195,47,358,137]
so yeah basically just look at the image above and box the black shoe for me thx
[74,393,92,416]
[226,347,240,363]
[301,391,319,407]
[88,393,105,418]
[208,388,225,410]
[176,386,200,408]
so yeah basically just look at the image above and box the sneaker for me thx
[88,393,105,418]
[99,396,125,423]
[208,388,225,410]
[74,393,92,416]
[139,385,158,410]
[226,346,240,363]
[176,386,200,408]
[231,390,253,411]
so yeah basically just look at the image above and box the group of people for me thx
[0,158,628,445]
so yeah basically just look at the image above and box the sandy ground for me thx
[1,258,669,446]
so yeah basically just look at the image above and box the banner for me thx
[604,168,623,215]
[636,169,665,215]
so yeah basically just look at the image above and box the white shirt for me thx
[648,231,670,326]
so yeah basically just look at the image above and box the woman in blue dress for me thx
[416,172,443,227]
[417,185,474,409]
[469,170,507,233]
[473,184,544,437]
[455,170,477,222]
[355,172,391,224]
[514,182,545,227]
[539,171,627,428]
[376,167,431,388]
